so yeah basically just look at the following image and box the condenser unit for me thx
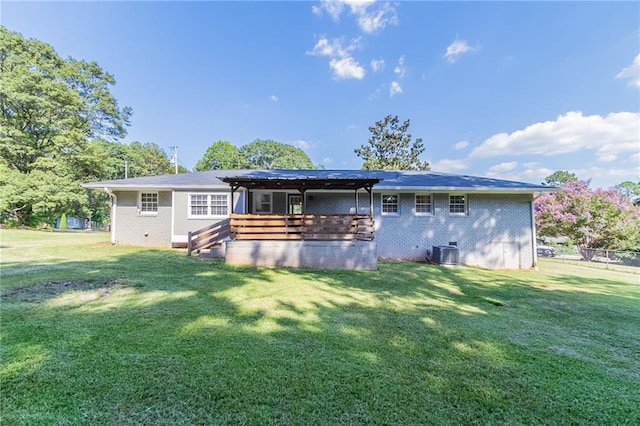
[432,245,459,265]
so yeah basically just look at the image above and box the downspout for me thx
[104,187,117,245]
[531,193,539,270]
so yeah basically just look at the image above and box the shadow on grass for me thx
[2,251,639,424]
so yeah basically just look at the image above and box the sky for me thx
[2,1,639,189]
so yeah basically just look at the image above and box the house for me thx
[83,169,551,270]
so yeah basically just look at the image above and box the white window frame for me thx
[414,193,433,216]
[449,194,468,216]
[188,193,230,219]
[139,192,158,215]
[381,193,399,216]
[253,192,272,214]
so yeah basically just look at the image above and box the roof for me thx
[83,169,554,193]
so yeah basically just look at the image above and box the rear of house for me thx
[85,170,548,269]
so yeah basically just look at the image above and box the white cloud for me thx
[470,111,640,164]
[270,95,278,102]
[489,160,640,188]
[454,140,469,150]
[615,54,640,88]
[312,0,347,21]
[368,87,381,100]
[371,58,385,72]
[309,2,399,81]
[323,157,334,164]
[394,55,406,78]
[573,165,640,186]
[432,159,468,172]
[313,0,398,34]
[355,1,398,34]
[330,57,366,80]
[487,161,518,174]
[519,163,554,181]
[308,37,365,80]
[389,81,402,97]
[444,39,478,64]
[483,162,551,183]
[307,37,361,58]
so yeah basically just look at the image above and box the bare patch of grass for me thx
[1,278,127,303]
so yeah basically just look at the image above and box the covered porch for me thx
[221,172,380,269]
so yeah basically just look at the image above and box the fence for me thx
[547,246,640,268]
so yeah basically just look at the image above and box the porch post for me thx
[354,189,358,215]
[300,188,307,214]
[367,185,374,217]
[300,188,307,240]
[230,185,236,214]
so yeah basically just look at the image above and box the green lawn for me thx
[1,229,639,425]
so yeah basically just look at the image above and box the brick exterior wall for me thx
[305,192,535,269]
[114,191,173,247]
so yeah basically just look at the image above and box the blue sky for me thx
[3,1,639,189]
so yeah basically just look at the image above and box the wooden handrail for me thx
[187,218,231,256]
[229,214,374,241]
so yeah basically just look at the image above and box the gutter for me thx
[104,187,117,245]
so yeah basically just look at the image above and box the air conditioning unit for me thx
[432,245,459,265]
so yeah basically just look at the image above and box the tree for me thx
[0,27,131,225]
[354,115,430,170]
[126,142,174,177]
[543,170,578,187]
[239,139,316,169]
[615,181,640,204]
[535,180,640,257]
[89,140,174,180]
[195,141,245,171]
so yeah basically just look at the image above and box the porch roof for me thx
[219,170,386,191]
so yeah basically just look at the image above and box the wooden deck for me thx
[230,214,374,241]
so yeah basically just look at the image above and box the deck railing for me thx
[187,218,231,256]
[230,214,374,241]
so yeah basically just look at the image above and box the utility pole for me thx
[170,146,178,174]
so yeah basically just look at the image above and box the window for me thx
[210,194,228,216]
[288,194,303,214]
[449,194,467,215]
[382,194,399,215]
[415,194,432,215]
[190,195,208,216]
[254,193,272,214]
[189,194,229,218]
[140,192,158,214]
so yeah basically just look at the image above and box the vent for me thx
[432,245,459,265]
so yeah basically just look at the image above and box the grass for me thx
[1,229,639,425]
